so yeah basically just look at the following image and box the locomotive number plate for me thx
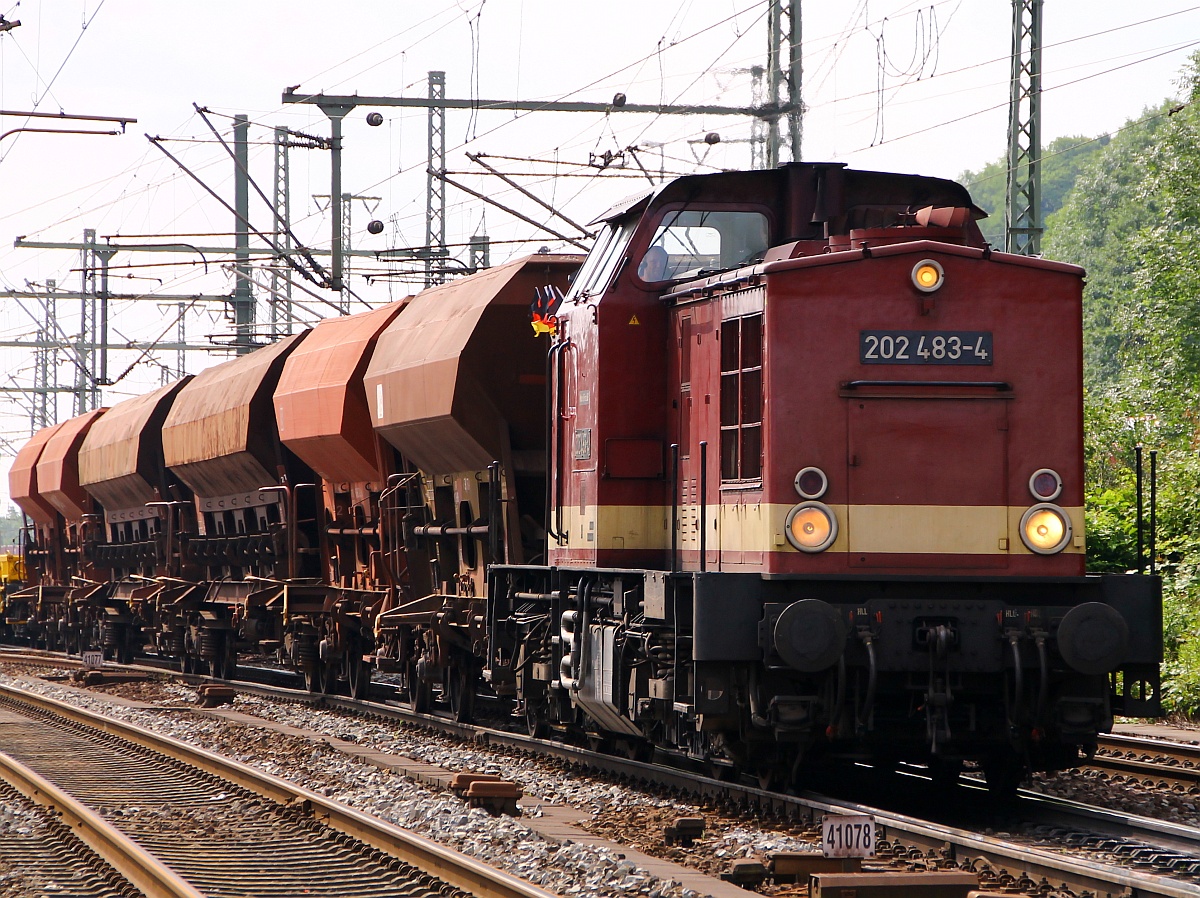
[860,330,992,365]
[822,814,876,858]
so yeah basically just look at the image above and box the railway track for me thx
[5,647,1200,898]
[0,678,558,898]
[0,775,143,897]
[1090,732,1200,791]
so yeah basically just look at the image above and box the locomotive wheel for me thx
[928,758,963,789]
[982,753,1025,801]
[448,663,476,724]
[408,659,431,714]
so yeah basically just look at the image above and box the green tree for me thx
[959,134,1109,248]
[1044,106,1171,387]
[1089,52,1200,714]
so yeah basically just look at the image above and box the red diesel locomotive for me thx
[6,161,1161,793]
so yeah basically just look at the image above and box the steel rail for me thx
[1088,733,1200,789]
[1100,732,1200,764]
[0,746,204,898]
[0,682,560,898]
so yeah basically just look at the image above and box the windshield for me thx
[568,219,637,300]
[636,209,769,283]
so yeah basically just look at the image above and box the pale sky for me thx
[1,0,1198,506]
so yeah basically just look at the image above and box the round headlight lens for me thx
[1020,503,1072,554]
[1029,468,1063,501]
[785,501,838,553]
[794,466,828,499]
[911,259,945,293]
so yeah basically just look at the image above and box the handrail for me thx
[841,380,1011,391]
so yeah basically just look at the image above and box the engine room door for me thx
[673,306,719,571]
[846,397,1009,569]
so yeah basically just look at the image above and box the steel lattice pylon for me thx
[425,71,447,287]
[33,279,57,429]
[271,126,294,337]
[1006,0,1042,255]
[75,230,114,414]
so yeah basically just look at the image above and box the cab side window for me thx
[637,210,769,284]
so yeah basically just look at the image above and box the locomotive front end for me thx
[738,231,1161,787]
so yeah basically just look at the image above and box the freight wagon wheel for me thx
[303,664,321,693]
[180,629,198,675]
[407,659,431,714]
[448,662,476,724]
[347,651,372,700]
[212,635,237,681]
[756,764,782,792]
[524,698,548,739]
[317,659,338,695]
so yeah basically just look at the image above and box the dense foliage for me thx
[964,53,1200,715]
[959,134,1111,249]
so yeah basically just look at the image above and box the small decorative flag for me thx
[530,284,564,335]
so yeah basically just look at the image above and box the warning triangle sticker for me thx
[628,314,640,325]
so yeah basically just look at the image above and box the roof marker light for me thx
[911,259,945,293]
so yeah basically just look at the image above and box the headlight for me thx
[785,501,838,553]
[911,259,944,293]
[1020,503,1071,554]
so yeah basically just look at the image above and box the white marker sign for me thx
[821,814,876,858]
